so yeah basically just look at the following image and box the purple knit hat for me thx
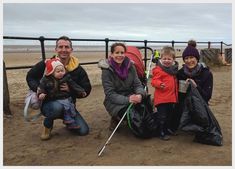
[182,45,200,61]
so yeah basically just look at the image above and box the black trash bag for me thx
[179,81,223,146]
[179,84,210,132]
[127,95,156,138]
[194,108,223,146]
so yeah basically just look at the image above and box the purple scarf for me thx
[109,57,131,80]
[183,63,202,78]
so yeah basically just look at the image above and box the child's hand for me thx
[38,93,46,100]
[81,92,87,97]
[160,83,165,89]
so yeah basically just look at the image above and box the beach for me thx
[3,49,232,165]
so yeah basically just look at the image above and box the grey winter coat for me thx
[98,59,146,117]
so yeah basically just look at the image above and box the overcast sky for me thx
[3,3,232,45]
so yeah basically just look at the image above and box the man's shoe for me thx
[40,126,52,140]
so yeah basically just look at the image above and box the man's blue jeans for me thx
[41,100,89,136]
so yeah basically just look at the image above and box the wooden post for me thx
[200,48,223,66]
[3,61,12,115]
[224,48,232,63]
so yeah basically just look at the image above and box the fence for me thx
[3,36,232,115]
[3,36,232,70]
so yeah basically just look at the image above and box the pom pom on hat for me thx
[45,58,64,76]
[182,45,200,61]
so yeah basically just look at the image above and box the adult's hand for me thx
[129,94,142,104]
[186,78,197,87]
[60,83,70,92]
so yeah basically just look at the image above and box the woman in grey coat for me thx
[98,42,146,131]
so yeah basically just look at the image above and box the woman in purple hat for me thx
[170,43,213,132]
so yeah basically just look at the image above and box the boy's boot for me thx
[159,124,170,141]
[41,125,52,141]
[166,128,178,136]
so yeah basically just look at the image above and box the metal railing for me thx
[3,36,232,70]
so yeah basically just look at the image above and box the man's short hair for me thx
[56,36,73,48]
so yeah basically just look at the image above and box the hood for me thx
[98,59,110,69]
[65,56,79,72]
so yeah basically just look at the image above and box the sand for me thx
[3,51,232,166]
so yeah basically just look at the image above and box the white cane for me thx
[98,103,133,157]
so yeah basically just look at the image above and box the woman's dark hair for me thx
[110,42,127,53]
[56,36,73,48]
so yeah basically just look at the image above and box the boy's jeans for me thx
[41,100,89,136]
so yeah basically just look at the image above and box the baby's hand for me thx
[81,92,87,97]
[38,93,46,100]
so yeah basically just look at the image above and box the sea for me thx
[3,44,229,53]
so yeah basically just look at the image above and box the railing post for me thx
[220,41,223,55]
[208,41,211,49]
[144,40,148,69]
[105,38,109,59]
[3,61,12,115]
[39,36,46,60]
[171,40,175,48]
